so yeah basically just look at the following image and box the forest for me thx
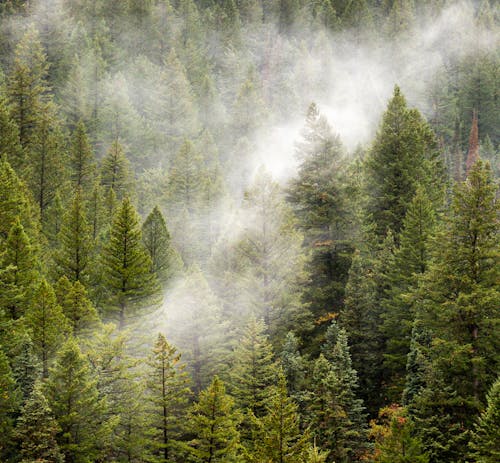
[0,0,498,462]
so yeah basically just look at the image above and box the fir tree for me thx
[146,333,190,462]
[0,347,19,458]
[14,381,64,463]
[54,188,93,284]
[229,317,277,417]
[10,335,40,403]
[365,85,440,239]
[0,95,23,172]
[24,279,69,377]
[101,197,159,328]
[469,376,500,462]
[187,376,242,463]
[100,140,133,201]
[44,338,112,463]
[142,206,181,285]
[69,120,96,193]
[0,217,38,319]
[251,370,310,463]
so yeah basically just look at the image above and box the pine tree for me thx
[187,376,242,463]
[229,317,277,417]
[25,106,67,226]
[44,338,112,463]
[100,140,133,201]
[7,26,50,149]
[0,158,36,241]
[0,217,38,319]
[69,120,96,193]
[24,279,70,377]
[54,188,93,284]
[410,160,499,461]
[0,347,19,458]
[365,85,441,239]
[287,103,351,340]
[469,376,500,462]
[381,187,436,401]
[142,206,181,285]
[306,320,367,462]
[146,333,190,462]
[0,95,23,172]
[280,331,307,399]
[10,335,40,403]
[44,190,64,247]
[56,278,100,336]
[101,197,159,328]
[14,381,64,463]
[369,405,428,463]
[251,370,310,463]
[465,110,480,176]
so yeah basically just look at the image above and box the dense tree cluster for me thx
[0,1,498,462]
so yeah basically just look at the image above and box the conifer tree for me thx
[44,190,64,247]
[56,278,100,336]
[0,347,18,458]
[0,158,36,240]
[88,178,106,241]
[229,317,277,416]
[280,331,307,398]
[465,110,480,176]
[365,85,440,239]
[7,26,50,149]
[251,370,309,463]
[54,188,93,284]
[70,120,96,193]
[0,217,38,319]
[410,160,499,461]
[187,376,242,463]
[25,107,67,226]
[101,197,159,328]
[14,381,64,463]
[0,95,23,172]
[142,206,181,285]
[44,338,112,463]
[100,140,133,201]
[10,335,40,403]
[469,376,500,462]
[146,333,190,462]
[24,279,69,377]
[381,187,436,400]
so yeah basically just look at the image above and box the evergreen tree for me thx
[0,95,23,172]
[56,278,100,336]
[229,317,277,417]
[0,347,18,458]
[54,188,93,284]
[100,140,133,201]
[44,190,64,247]
[14,381,64,463]
[369,405,428,463]
[44,338,112,463]
[7,26,50,149]
[24,279,69,377]
[251,370,309,463]
[142,206,181,285]
[469,376,500,462]
[410,160,499,461]
[280,331,307,399]
[365,85,441,239]
[187,376,242,463]
[69,120,96,193]
[101,197,159,328]
[10,335,40,403]
[146,333,190,462]
[0,217,38,319]
[381,187,436,400]
[0,158,36,241]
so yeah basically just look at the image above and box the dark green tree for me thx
[100,140,133,201]
[0,347,19,458]
[69,120,96,193]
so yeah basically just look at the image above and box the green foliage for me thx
[24,279,70,377]
[44,338,113,463]
[101,197,159,328]
[70,120,96,193]
[365,85,440,239]
[146,333,190,462]
[0,347,19,457]
[14,381,64,463]
[469,376,500,462]
[187,376,242,463]
[100,140,133,201]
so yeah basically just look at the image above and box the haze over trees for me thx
[0,1,498,462]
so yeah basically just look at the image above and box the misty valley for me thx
[0,1,498,463]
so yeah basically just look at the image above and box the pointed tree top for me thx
[466,109,480,176]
